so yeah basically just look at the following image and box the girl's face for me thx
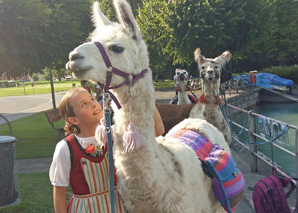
[68,89,102,127]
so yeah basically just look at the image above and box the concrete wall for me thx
[227,87,297,110]
[258,89,298,103]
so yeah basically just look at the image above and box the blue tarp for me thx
[233,73,293,90]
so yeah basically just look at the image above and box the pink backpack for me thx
[252,168,297,213]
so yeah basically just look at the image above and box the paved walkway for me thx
[0,91,66,122]
[10,88,298,212]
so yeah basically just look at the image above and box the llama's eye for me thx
[201,66,205,70]
[110,45,124,53]
[214,65,219,69]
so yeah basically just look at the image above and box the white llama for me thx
[189,48,232,145]
[176,70,192,105]
[66,1,236,212]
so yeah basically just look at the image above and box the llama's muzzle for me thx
[179,74,185,81]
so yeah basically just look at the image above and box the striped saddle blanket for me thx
[169,129,245,213]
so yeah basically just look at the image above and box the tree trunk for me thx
[154,70,159,83]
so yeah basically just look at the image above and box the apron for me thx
[66,135,125,213]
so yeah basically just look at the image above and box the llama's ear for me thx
[113,0,141,40]
[214,51,232,67]
[194,48,205,65]
[92,2,112,27]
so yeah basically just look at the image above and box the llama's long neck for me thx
[177,82,190,104]
[111,69,156,149]
[110,69,165,211]
[202,80,220,106]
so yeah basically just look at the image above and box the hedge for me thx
[261,65,298,83]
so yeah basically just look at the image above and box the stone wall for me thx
[227,88,261,109]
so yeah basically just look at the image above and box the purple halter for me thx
[94,41,147,109]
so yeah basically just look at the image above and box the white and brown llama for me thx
[66,1,235,212]
[189,48,232,145]
[176,70,192,105]
[156,68,232,135]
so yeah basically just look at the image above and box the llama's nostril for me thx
[69,52,84,61]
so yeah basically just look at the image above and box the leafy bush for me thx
[32,73,40,81]
[0,80,19,88]
[261,65,298,83]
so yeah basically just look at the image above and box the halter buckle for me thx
[107,67,113,72]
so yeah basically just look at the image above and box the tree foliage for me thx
[270,0,298,66]
[42,0,93,69]
[0,0,93,78]
[0,0,297,80]
[0,0,51,77]
[138,0,277,77]
[237,0,298,71]
[98,0,142,21]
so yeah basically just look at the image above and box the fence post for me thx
[248,110,258,172]
[295,129,298,205]
[228,80,232,95]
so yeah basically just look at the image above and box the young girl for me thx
[49,87,164,212]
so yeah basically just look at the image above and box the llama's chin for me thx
[205,78,217,84]
[71,70,88,79]
[66,63,94,80]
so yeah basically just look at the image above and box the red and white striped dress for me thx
[65,135,125,213]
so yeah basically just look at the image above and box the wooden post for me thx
[49,67,56,109]
[228,80,232,96]
[248,110,258,172]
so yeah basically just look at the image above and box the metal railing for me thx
[226,103,298,202]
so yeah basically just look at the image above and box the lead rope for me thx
[211,86,231,130]
[186,84,199,101]
[103,93,115,213]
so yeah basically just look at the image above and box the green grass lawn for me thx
[0,172,72,213]
[0,79,175,97]
[154,79,175,90]
[11,111,63,159]
[0,173,54,213]
[0,80,81,97]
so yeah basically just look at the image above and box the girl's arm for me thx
[53,186,67,213]
[154,106,165,136]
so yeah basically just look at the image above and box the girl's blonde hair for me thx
[59,87,83,135]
